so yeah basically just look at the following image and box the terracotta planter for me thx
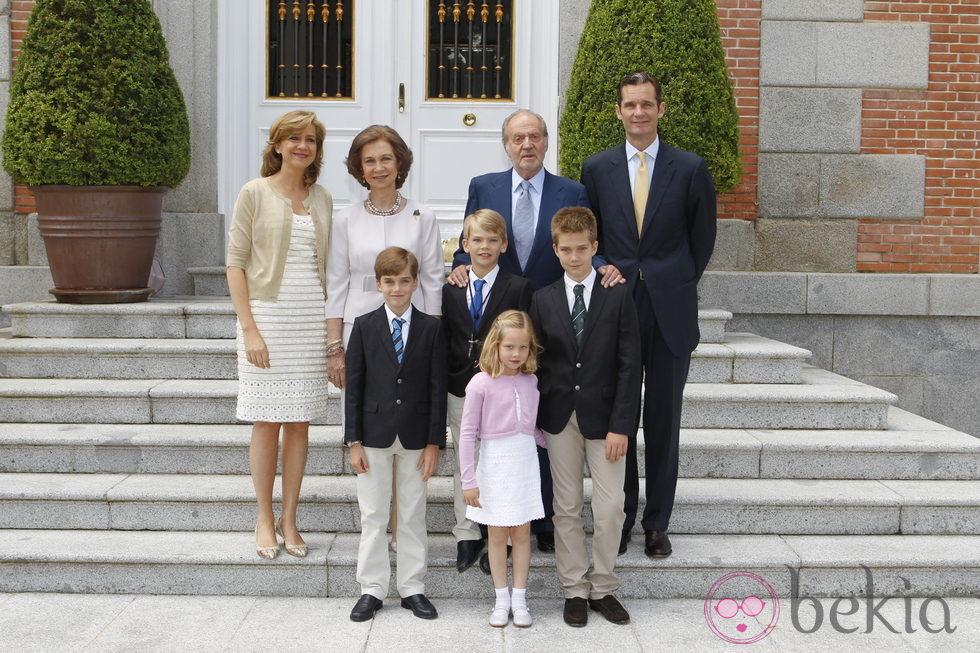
[31,185,167,304]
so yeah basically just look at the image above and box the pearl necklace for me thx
[366,191,403,216]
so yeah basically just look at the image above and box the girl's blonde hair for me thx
[478,310,539,377]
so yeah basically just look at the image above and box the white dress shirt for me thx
[563,268,597,313]
[625,138,660,196]
[468,264,499,315]
[384,303,413,348]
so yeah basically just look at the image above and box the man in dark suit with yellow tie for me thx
[580,72,717,559]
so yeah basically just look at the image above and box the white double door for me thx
[218,0,560,239]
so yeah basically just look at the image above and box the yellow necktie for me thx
[633,151,649,235]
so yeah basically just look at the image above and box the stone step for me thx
[682,367,896,429]
[4,297,232,339]
[0,529,975,598]
[0,265,54,328]
[696,308,731,344]
[692,333,809,383]
[0,338,236,380]
[0,379,276,425]
[187,266,228,296]
[0,367,892,428]
[5,299,733,343]
[0,331,805,383]
[3,473,976,535]
[0,409,974,479]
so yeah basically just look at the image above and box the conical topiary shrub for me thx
[2,0,190,186]
[559,0,741,192]
[1,0,191,303]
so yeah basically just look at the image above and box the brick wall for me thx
[858,1,980,273]
[716,0,761,223]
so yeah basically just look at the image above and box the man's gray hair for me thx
[501,109,549,145]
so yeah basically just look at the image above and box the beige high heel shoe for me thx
[276,517,308,558]
[255,522,280,560]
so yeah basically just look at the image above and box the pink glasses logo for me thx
[704,572,780,644]
[715,595,767,619]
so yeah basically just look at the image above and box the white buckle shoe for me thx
[489,606,510,627]
[512,605,532,627]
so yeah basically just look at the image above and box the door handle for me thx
[398,83,405,113]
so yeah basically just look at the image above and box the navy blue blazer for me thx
[452,169,590,291]
[581,141,716,356]
[441,271,532,397]
[530,278,642,440]
[344,305,448,450]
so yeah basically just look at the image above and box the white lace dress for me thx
[236,214,329,422]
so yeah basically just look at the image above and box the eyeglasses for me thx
[714,596,766,618]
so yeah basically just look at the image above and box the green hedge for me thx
[559,0,742,192]
[2,0,190,187]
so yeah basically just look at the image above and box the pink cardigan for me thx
[457,371,546,490]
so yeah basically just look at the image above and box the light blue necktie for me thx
[471,278,486,331]
[392,317,405,363]
[513,180,534,270]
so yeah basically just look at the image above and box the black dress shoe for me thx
[536,532,555,552]
[349,594,383,622]
[563,597,588,627]
[401,593,438,619]
[456,539,484,573]
[644,530,672,558]
[618,530,631,556]
[478,544,512,575]
[588,594,630,625]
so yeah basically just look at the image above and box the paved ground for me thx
[0,593,977,652]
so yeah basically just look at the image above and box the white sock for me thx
[511,587,527,611]
[494,587,511,611]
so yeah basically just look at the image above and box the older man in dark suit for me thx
[448,109,625,559]
[580,72,717,559]
[449,109,623,291]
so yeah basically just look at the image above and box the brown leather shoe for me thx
[588,594,630,625]
[563,597,588,627]
[644,530,672,558]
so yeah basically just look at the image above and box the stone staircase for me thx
[0,298,978,599]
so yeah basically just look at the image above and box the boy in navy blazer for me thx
[443,209,533,572]
[345,247,447,622]
[529,207,641,628]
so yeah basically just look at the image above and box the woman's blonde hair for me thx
[261,110,326,187]
[478,310,539,377]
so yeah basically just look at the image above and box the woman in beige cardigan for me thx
[226,110,333,559]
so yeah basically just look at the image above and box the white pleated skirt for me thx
[465,433,544,527]
[236,215,329,423]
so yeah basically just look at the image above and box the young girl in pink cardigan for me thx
[458,310,546,628]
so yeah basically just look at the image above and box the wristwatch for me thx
[345,440,362,448]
